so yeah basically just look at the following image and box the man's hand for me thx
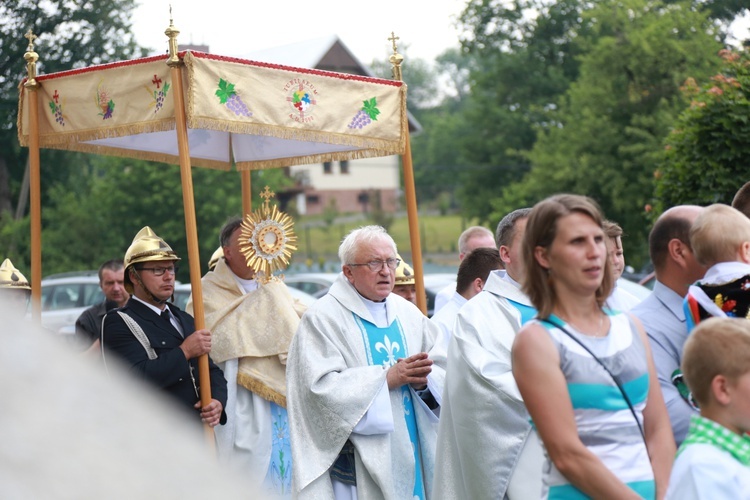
[386,352,433,390]
[194,399,223,427]
[179,329,212,360]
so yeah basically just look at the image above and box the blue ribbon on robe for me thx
[354,314,425,500]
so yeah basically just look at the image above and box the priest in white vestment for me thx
[187,218,306,498]
[430,247,503,350]
[433,209,543,500]
[287,226,444,500]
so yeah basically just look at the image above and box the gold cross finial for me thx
[260,185,276,212]
[388,32,399,53]
[24,29,37,50]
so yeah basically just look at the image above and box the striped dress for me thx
[535,311,655,500]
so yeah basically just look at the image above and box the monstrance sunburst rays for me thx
[239,186,297,283]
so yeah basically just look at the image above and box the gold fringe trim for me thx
[235,148,401,171]
[184,52,198,132]
[187,115,404,153]
[18,118,178,148]
[236,371,287,408]
[16,81,26,145]
[27,141,232,170]
[399,84,408,151]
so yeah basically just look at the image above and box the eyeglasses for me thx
[138,266,179,276]
[348,258,400,272]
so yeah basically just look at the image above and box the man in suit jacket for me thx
[102,226,227,427]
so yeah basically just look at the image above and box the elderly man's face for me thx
[343,237,396,302]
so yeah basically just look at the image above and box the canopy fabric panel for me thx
[17,51,407,170]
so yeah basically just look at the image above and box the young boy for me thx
[684,203,750,330]
[665,317,750,499]
[602,220,641,311]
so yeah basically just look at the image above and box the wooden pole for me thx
[241,170,252,217]
[389,33,426,314]
[23,31,42,322]
[26,88,42,322]
[166,20,214,443]
[401,131,426,314]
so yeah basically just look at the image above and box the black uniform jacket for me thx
[102,298,228,423]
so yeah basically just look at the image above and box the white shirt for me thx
[666,443,750,500]
[606,285,641,312]
[430,292,466,350]
[433,284,456,315]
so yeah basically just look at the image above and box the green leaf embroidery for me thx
[362,97,380,121]
[215,78,236,104]
[49,101,56,113]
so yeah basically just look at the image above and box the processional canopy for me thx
[17,50,407,171]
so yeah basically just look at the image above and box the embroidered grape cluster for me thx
[215,78,252,117]
[48,101,65,126]
[226,92,252,117]
[154,82,170,114]
[348,110,371,129]
[348,97,380,129]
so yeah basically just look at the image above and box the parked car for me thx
[40,271,103,335]
[638,271,656,291]
[285,271,457,316]
[283,273,339,299]
[172,281,317,310]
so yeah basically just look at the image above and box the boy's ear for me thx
[740,241,750,264]
[710,374,732,406]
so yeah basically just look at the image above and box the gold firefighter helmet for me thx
[394,254,415,286]
[123,226,180,293]
[0,258,31,291]
[208,247,224,271]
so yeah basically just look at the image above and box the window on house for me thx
[307,195,320,204]
[340,160,350,174]
[323,162,333,174]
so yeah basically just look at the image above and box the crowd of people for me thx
[4,187,750,499]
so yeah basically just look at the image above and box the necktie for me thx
[160,309,171,323]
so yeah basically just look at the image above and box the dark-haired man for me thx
[75,259,129,352]
[632,205,705,445]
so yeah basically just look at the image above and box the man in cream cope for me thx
[287,225,444,499]
[187,217,306,498]
[433,208,543,500]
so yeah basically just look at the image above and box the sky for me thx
[131,1,749,66]
[130,0,468,66]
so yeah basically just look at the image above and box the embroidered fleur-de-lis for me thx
[375,335,401,367]
[403,392,411,415]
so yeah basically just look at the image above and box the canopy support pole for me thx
[241,170,252,217]
[24,31,42,322]
[166,19,214,444]
[389,33,426,315]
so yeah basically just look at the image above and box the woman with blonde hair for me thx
[512,194,674,499]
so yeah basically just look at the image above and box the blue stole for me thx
[264,402,292,498]
[507,299,537,325]
[353,314,425,500]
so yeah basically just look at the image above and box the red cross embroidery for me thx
[53,90,59,103]
[152,75,162,88]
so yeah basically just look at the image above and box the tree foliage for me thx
[456,0,723,265]
[0,0,144,216]
[30,154,294,282]
[452,0,591,223]
[655,49,750,212]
